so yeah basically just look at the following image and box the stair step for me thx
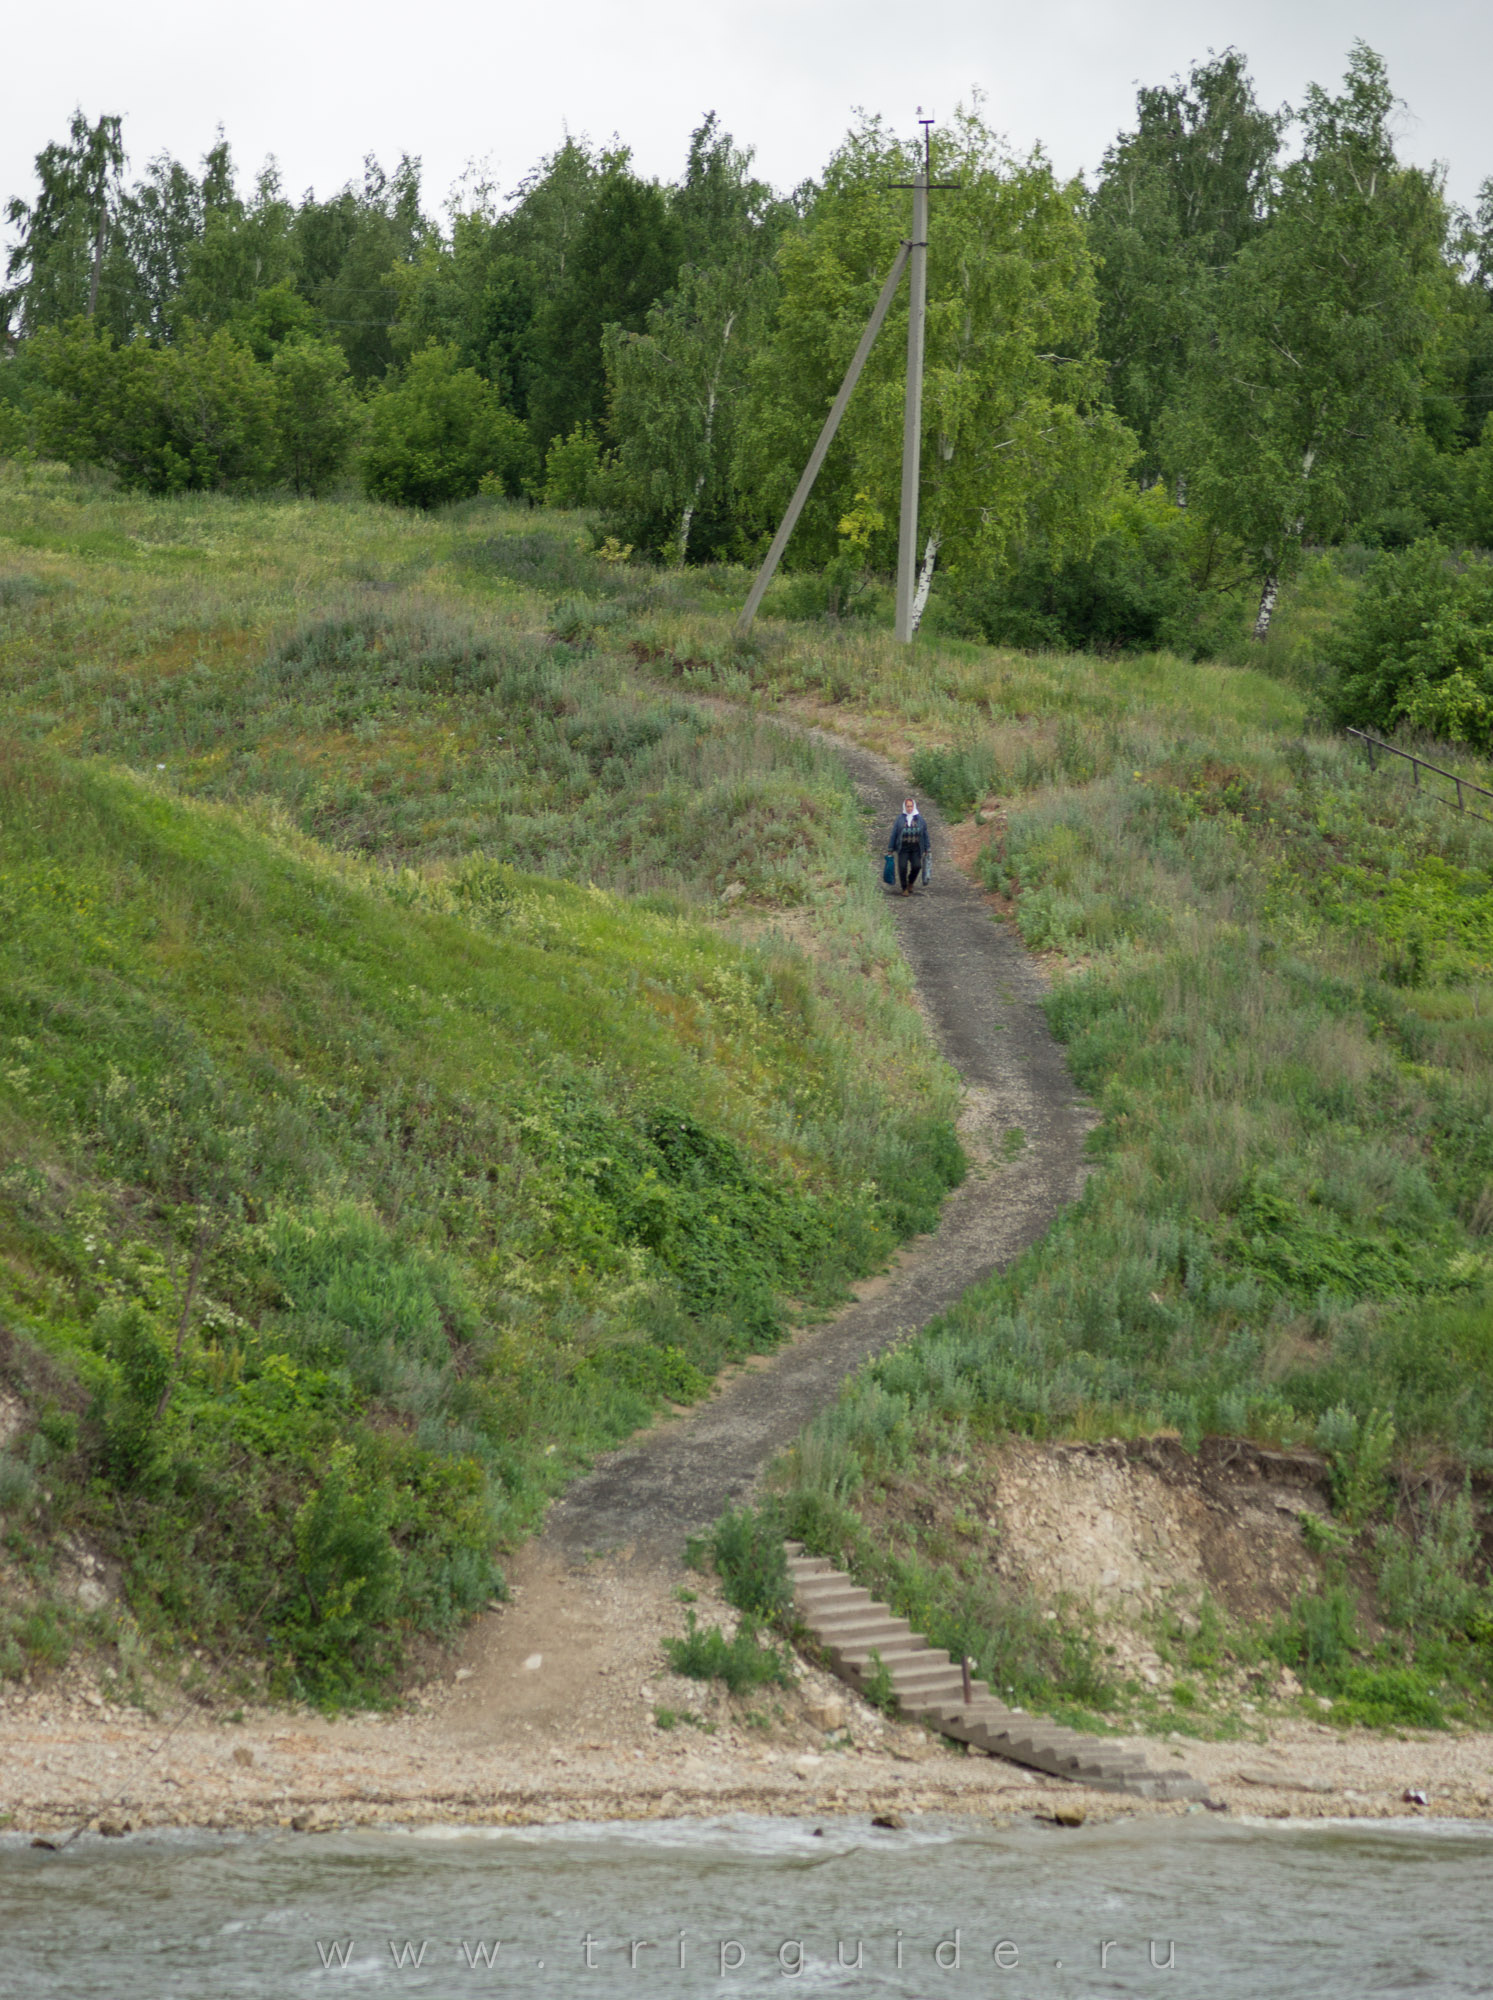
[808,1606,909,1633]
[829,1637,931,1665]
[783,1542,1211,1806]
[794,1579,875,1603]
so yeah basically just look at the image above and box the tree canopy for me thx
[2,54,1490,683]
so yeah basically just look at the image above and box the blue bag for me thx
[883,853,896,886]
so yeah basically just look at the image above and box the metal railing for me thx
[1346,727,1493,826]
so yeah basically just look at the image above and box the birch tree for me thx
[1165,44,1447,637]
[737,104,1133,604]
[600,117,785,559]
[1088,51,1284,477]
[3,112,125,335]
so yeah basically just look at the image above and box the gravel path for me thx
[545,730,1093,1557]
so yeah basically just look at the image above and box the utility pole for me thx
[735,243,910,635]
[894,121,931,643]
[737,111,955,641]
[892,117,956,644]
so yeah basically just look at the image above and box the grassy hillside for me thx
[585,549,1493,1731]
[6,458,1491,1733]
[0,466,960,1703]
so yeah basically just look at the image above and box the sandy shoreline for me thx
[6,1546,1492,1841]
[5,1692,1491,1841]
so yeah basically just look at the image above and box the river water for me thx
[3,1812,1488,1999]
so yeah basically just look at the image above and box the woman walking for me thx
[886,797,931,895]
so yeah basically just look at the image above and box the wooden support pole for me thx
[736,242,911,635]
[894,162,929,644]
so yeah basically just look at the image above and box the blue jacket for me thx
[887,811,930,857]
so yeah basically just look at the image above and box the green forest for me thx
[3,42,1492,737]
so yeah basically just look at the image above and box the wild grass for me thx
[510,522,1493,1726]
[662,1610,795,1694]
[0,466,963,1701]
[7,464,1492,1723]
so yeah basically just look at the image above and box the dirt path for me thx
[543,729,1092,1559]
[430,727,1093,1754]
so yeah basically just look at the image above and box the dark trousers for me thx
[897,846,922,890]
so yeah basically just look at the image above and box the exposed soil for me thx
[992,1435,1332,1629]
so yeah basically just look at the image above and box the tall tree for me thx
[114,151,207,340]
[1455,178,1493,445]
[1166,44,1448,634]
[1088,52,1285,476]
[292,157,430,385]
[738,105,1133,611]
[671,110,785,266]
[171,145,298,332]
[601,115,788,559]
[389,138,612,420]
[4,111,125,336]
[604,259,776,560]
[526,160,682,451]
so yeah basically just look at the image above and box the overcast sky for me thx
[4,0,1490,239]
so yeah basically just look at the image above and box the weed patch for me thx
[662,1612,794,1694]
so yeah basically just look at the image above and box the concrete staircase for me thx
[786,1544,1209,1802]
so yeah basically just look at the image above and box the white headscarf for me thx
[903,799,918,822]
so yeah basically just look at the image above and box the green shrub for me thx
[34,320,281,494]
[862,1647,897,1715]
[275,1443,400,1699]
[1323,539,1493,749]
[543,423,603,509]
[457,528,633,598]
[92,1297,173,1483]
[362,344,533,508]
[1266,1584,1360,1673]
[949,487,1246,659]
[709,1505,792,1620]
[0,573,55,608]
[907,742,1004,817]
[662,1611,794,1693]
[270,336,362,497]
[1375,1487,1489,1634]
[1316,1406,1397,1527]
[1327,1664,1448,1729]
[549,594,628,643]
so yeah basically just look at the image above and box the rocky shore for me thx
[5,1546,1491,1841]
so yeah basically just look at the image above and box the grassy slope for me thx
[622,576,1493,1733]
[0,467,961,1702]
[7,462,1491,1733]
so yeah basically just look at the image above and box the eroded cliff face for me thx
[987,1436,1330,1625]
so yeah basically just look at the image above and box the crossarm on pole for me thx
[736,241,911,635]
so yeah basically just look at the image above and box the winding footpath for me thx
[546,728,1094,1558]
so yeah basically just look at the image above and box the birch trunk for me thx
[1253,573,1279,640]
[908,532,941,635]
[676,310,735,567]
[1254,501,1307,641]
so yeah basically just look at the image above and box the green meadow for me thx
[0,465,960,1703]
